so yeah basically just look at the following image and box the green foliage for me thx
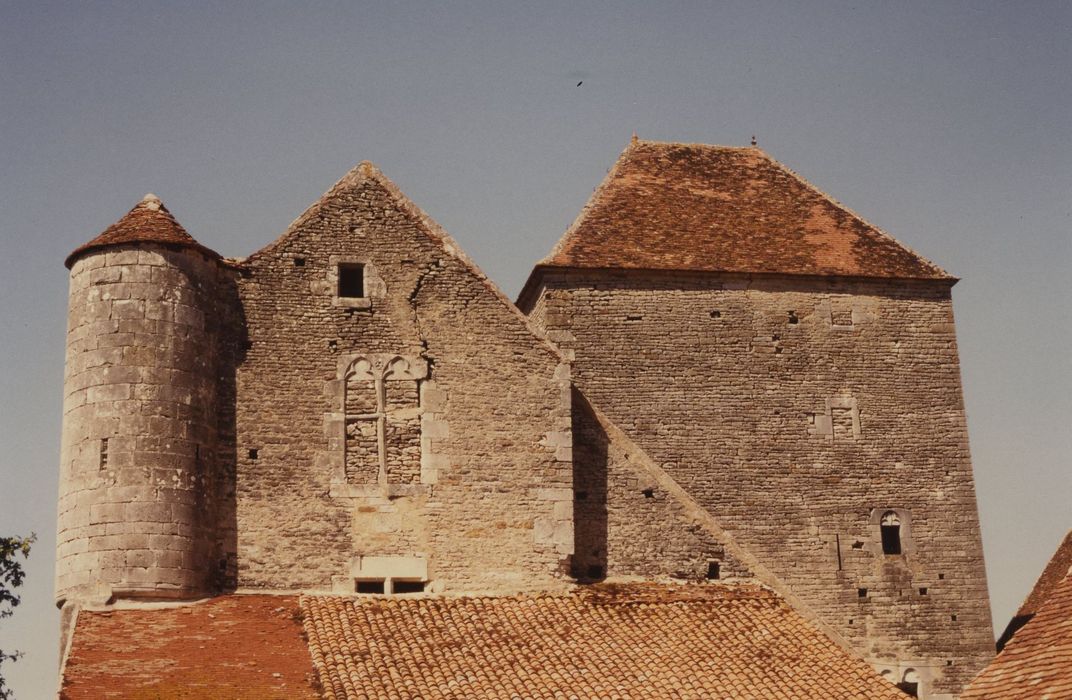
[0,534,35,700]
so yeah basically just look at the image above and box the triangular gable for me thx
[245,161,565,362]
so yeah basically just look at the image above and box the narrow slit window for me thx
[99,438,109,470]
[706,561,721,580]
[881,511,902,555]
[338,263,365,298]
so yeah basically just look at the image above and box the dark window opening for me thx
[641,488,655,499]
[946,660,953,666]
[897,682,919,697]
[951,614,958,621]
[709,310,721,319]
[586,564,604,579]
[338,263,365,298]
[919,587,928,596]
[99,438,109,470]
[706,561,720,580]
[858,588,868,598]
[248,449,258,460]
[788,310,799,324]
[625,314,642,321]
[880,511,902,555]
[393,580,425,594]
[938,573,945,580]
[848,618,854,625]
[356,580,385,594]
[575,491,588,501]
[293,257,306,267]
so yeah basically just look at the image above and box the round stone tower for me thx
[56,194,227,605]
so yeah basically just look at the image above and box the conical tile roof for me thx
[66,193,219,268]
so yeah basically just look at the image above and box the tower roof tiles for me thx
[65,193,220,268]
[534,139,951,281]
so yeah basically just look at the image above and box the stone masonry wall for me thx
[234,171,572,594]
[57,244,235,604]
[571,388,752,583]
[526,269,993,698]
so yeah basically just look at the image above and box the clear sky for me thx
[1,2,1069,696]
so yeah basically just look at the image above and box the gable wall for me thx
[233,177,571,593]
[528,269,993,697]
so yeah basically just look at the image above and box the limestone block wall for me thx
[57,244,235,604]
[233,172,572,594]
[525,269,994,697]
[571,389,752,582]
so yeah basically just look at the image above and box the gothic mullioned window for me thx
[343,354,425,485]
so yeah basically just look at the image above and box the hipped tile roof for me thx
[59,595,320,699]
[301,583,907,700]
[66,193,220,268]
[537,140,950,280]
[963,532,1072,699]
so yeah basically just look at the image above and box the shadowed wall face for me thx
[531,269,994,697]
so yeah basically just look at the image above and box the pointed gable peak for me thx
[537,138,951,281]
[66,193,219,268]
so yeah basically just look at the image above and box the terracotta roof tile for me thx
[66,193,220,268]
[961,546,1072,700]
[997,529,1072,650]
[301,583,907,699]
[538,140,950,280]
[60,594,321,699]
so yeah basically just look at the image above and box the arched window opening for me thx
[880,510,902,555]
[897,669,920,697]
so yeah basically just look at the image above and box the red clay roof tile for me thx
[301,583,907,699]
[60,595,321,699]
[538,140,951,280]
[65,193,220,268]
[961,548,1072,700]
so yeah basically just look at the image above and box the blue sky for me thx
[1,2,1069,696]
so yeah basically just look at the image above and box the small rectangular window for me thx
[356,579,385,594]
[99,438,109,470]
[392,580,426,594]
[338,263,365,298]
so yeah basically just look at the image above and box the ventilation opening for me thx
[338,263,365,298]
[951,614,958,622]
[880,511,902,555]
[248,448,259,460]
[293,257,306,267]
[788,310,799,324]
[625,314,642,321]
[938,573,945,580]
[709,310,721,319]
[641,488,654,499]
[706,561,720,580]
[858,588,867,598]
[356,580,385,594]
[99,438,109,470]
[919,587,928,596]
[393,580,426,594]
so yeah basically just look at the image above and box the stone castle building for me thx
[56,139,995,699]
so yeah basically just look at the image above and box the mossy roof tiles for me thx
[538,140,950,280]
